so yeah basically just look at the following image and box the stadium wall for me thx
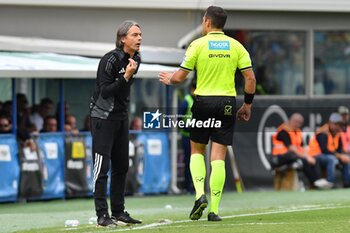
[0,6,350,47]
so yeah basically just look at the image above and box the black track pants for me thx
[91,117,129,217]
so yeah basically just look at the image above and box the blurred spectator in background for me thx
[65,114,79,134]
[1,100,12,117]
[30,98,53,131]
[16,93,38,141]
[308,113,350,187]
[40,115,57,133]
[16,93,31,131]
[338,106,350,153]
[64,123,72,132]
[16,93,29,128]
[179,80,196,193]
[229,30,307,95]
[0,115,12,134]
[129,116,142,143]
[129,117,142,131]
[271,113,331,189]
[314,58,335,95]
[255,66,277,95]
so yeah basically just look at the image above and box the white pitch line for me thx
[134,221,327,231]
[221,204,343,219]
[109,204,346,232]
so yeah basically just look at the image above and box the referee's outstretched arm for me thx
[158,69,188,85]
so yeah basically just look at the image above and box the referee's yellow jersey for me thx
[180,31,252,97]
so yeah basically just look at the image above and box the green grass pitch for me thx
[1,189,350,233]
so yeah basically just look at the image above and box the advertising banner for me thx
[136,132,171,194]
[18,140,43,199]
[0,134,19,202]
[229,98,350,190]
[36,133,65,199]
[65,134,89,197]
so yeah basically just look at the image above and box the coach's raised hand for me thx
[124,58,138,81]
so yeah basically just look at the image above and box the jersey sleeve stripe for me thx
[239,66,252,71]
[180,66,192,71]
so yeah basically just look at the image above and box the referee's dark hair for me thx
[116,20,140,49]
[205,6,227,29]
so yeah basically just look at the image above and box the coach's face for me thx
[122,25,142,53]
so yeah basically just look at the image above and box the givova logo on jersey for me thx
[208,41,230,50]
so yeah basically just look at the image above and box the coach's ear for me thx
[120,36,126,46]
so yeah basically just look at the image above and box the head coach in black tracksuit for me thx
[90,20,142,227]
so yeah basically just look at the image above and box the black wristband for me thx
[244,92,254,104]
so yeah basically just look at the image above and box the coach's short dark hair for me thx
[205,6,227,29]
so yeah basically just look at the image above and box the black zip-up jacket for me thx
[90,48,141,120]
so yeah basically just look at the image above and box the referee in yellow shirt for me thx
[159,6,256,221]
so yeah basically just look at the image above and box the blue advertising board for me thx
[0,134,20,202]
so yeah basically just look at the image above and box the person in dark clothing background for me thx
[90,20,142,228]
[40,115,57,133]
[0,115,11,134]
[179,80,196,194]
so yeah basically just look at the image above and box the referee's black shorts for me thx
[190,95,236,145]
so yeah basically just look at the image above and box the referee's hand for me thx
[237,103,252,121]
[158,71,173,85]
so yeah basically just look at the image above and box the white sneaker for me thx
[314,178,333,189]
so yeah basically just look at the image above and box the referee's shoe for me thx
[189,194,208,220]
[111,211,142,226]
[208,212,222,221]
